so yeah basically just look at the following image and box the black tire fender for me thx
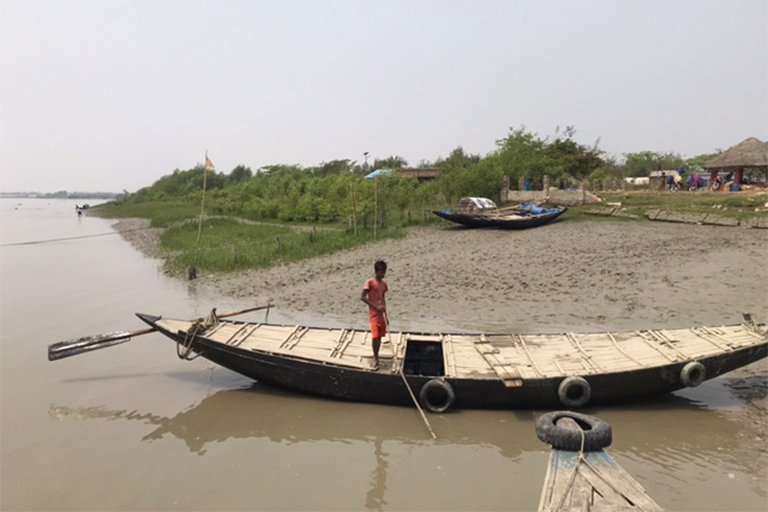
[557,376,591,408]
[536,411,612,451]
[680,361,706,387]
[418,378,456,414]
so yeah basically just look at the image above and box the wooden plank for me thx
[390,332,404,374]
[329,329,348,358]
[693,326,736,351]
[515,334,545,377]
[224,323,250,345]
[286,327,310,350]
[475,335,523,387]
[278,326,302,349]
[606,332,646,368]
[566,333,604,373]
[336,329,356,358]
[444,334,457,377]
[649,329,694,360]
[636,331,677,362]
[231,323,261,347]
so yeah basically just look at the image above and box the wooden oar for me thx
[48,304,274,362]
[386,314,437,439]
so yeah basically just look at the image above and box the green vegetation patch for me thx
[91,200,198,227]
[160,217,405,274]
[597,191,768,220]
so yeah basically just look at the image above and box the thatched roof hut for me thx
[703,137,768,169]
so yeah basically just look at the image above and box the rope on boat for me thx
[1,227,148,247]
[553,427,633,510]
[177,309,219,360]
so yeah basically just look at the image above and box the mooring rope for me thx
[553,427,632,510]
[177,309,219,360]
[1,227,148,247]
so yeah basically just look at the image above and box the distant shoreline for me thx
[0,192,121,199]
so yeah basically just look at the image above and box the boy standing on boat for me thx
[361,260,388,370]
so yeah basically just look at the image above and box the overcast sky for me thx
[1,0,766,192]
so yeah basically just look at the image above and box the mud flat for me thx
[115,218,767,332]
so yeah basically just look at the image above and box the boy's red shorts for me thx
[370,320,387,340]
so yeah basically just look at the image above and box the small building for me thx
[396,167,442,181]
[649,170,680,190]
[703,137,768,186]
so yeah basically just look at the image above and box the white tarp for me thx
[458,197,497,211]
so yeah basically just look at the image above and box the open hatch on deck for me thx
[402,339,445,377]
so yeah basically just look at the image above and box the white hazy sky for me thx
[1,0,766,192]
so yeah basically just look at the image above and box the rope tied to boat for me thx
[553,425,634,510]
[177,308,219,360]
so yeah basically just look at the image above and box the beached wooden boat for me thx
[131,312,767,412]
[432,196,566,229]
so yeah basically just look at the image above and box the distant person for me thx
[361,260,388,371]
[688,173,702,191]
[667,173,674,191]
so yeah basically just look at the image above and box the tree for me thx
[372,156,408,170]
[623,151,683,177]
[228,165,253,184]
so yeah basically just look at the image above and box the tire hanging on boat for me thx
[418,378,456,414]
[535,411,612,451]
[680,361,706,387]
[557,376,591,408]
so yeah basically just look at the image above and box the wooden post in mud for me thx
[349,183,358,236]
[373,178,378,240]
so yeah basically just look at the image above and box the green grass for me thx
[588,190,768,220]
[160,217,405,274]
[91,200,199,227]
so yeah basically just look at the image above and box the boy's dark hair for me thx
[374,260,387,272]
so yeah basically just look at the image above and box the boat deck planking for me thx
[155,318,765,382]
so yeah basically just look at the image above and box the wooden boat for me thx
[432,197,566,229]
[131,311,767,413]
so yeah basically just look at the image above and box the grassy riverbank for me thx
[93,190,768,275]
[596,190,768,220]
[161,218,404,273]
[91,201,405,274]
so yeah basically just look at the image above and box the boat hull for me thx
[432,208,566,229]
[137,314,767,410]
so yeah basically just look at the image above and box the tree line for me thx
[117,126,722,226]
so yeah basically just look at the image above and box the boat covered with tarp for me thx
[433,197,566,229]
[123,310,768,413]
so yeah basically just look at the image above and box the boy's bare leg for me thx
[372,338,381,369]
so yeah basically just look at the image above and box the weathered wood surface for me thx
[538,418,663,512]
[156,317,766,380]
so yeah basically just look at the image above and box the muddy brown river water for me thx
[1,198,766,511]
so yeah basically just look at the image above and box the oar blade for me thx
[48,330,150,361]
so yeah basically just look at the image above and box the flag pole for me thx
[192,151,213,277]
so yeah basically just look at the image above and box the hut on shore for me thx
[703,137,768,187]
